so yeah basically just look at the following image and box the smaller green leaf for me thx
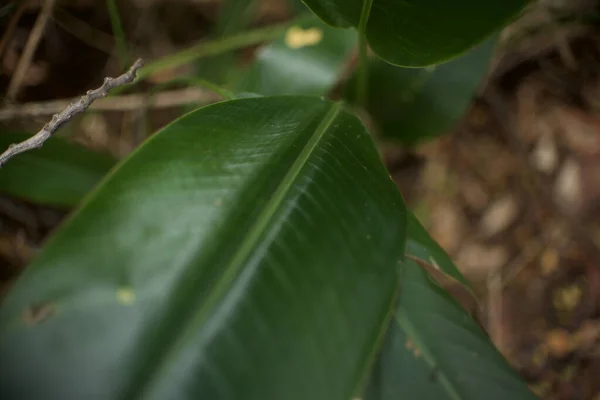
[347,37,496,146]
[405,211,471,290]
[365,259,536,400]
[236,17,355,96]
[0,132,116,207]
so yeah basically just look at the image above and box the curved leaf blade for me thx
[365,259,535,400]
[0,96,407,400]
[301,0,526,66]
[347,38,496,146]
[0,132,116,207]
[237,18,355,96]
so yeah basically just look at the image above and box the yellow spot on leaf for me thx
[117,287,136,305]
[214,198,223,207]
[429,256,441,271]
[284,26,323,49]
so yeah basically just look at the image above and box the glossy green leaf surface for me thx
[347,38,496,146]
[237,18,355,96]
[301,0,526,66]
[365,259,536,400]
[0,96,407,400]
[406,212,470,289]
[0,132,115,207]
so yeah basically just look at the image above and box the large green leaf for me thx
[0,96,407,399]
[301,0,527,66]
[347,38,496,146]
[236,17,355,96]
[365,259,535,400]
[0,132,115,207]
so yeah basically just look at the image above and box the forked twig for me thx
[0,59,143,167]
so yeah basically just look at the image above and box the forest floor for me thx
[2,0,600,398]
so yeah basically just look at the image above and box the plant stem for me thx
[106,0,130,68]
[136,14,314,83]
[356,0,373,105]
[149,77,235,101]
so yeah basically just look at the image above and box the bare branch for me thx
[0,87,219,120]
[0,59,144,168]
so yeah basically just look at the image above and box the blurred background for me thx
[2,0,600,398]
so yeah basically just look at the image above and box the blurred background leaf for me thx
[286,0,310,14]
[0,132,115,208]
[195,0,258,85]
[236,17,355,96]
[346,37,496,146]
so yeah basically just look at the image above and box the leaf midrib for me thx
[130,101,343,399]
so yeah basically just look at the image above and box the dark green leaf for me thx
[347,38,496,146]
[0,132,116,207]
[365,259,536,400]
[237,17,355,96]
[0,96,407,400]
[301,0,526,66]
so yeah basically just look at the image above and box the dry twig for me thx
[0,59,143,167]
[0,87,219,120]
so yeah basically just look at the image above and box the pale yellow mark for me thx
[284,26,323,49]
[429,256,441,271]
[214,198,223,207]
[117,287,136,305]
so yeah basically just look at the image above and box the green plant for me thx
[0,1,537,399]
